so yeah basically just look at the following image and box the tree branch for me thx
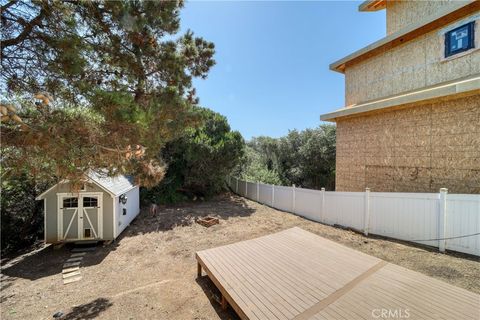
[1,7,46,49]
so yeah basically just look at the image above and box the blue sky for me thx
[180,1,385,140]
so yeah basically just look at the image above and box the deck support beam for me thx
[197,262,202,277]
[221,295,228,310]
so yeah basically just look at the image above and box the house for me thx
[321,0,480,193]
[36,172,140,243]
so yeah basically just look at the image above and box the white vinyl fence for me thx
[227,177,480,256]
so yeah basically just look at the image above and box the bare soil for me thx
[1,193,479,320]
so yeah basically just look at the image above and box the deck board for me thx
[196,227,479,320]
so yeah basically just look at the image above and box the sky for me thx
[180,1,385,140]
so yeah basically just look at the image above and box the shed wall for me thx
[43,182,115,242]
[335,94,480,193]
[115,187,140,238]
[345,12,480,106]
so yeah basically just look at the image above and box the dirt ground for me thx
[1,193,479,320]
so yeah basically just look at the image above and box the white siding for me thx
[115,186,140,238]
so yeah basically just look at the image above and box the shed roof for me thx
[87,171,136,197]
[35,171,137,200]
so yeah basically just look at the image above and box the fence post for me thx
[321,187,325,222]
[364,187,371,236]
[292,184,296,212]
[439,188,448,252]
[236,178,239,194]
[245,181,248,198]
[257,181,260,202]
[272,185,275,207]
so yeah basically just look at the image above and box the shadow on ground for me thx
[195,275,240,320]
[60,297,113,319]
[1,193,255,282]
[118,193,255,238]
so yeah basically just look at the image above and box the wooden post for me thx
[197,262,202,278]
[272,185,275,207]
[292,184,296,212]
[320,187,325,222]
[439,188,448,252]
[364,188,370,236]
[221,295,228,310]
[257,181,260,202]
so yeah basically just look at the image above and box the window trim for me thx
[83,196,98,208]
[445,21,475,58]
[62,197,78,208]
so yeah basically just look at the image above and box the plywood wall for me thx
[345,12,480,106]
[335,94,480,193]
[386,0,461,35]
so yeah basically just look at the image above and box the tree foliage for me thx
[1,0,215,186]
[0,171,52,254]
[236,124,336,190]
[233,141,282,185]
[142,107,244,204]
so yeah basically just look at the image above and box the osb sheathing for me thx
[335,94,480,193]
[344,12,480,106]
[386,0,460,35]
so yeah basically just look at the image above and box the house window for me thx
[83,197,98,208]
[63,197,78,208]
[123,208,127,216]
[445,21,475,57]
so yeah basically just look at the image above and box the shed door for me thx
[80,195,103,239]
[58,193,103,241]
[59,196,80,240]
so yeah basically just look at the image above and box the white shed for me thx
[36,172,140,243]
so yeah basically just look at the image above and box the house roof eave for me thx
[320,75,480,121]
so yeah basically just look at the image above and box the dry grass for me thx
[1,193,478,320]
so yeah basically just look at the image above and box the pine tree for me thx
[1,0,215,186]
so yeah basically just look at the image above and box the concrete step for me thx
[63,275,82,284]
[63,261,81,268]
[73,240,98,246]
[66,257,83,263]
[71,247,96,253]
[62,270,81,279]
[71,252,86,258]
[62,266,79,274]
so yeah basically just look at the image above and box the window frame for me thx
[62,197,78,208]
[444,21,475,58]
[82,196,98,208]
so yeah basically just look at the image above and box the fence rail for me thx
[227,177,480,256]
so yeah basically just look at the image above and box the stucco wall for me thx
[335,94,480,193]
[345,12,480,106]
[386,0,462,34]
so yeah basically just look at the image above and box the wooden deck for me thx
[196,227,479,320]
